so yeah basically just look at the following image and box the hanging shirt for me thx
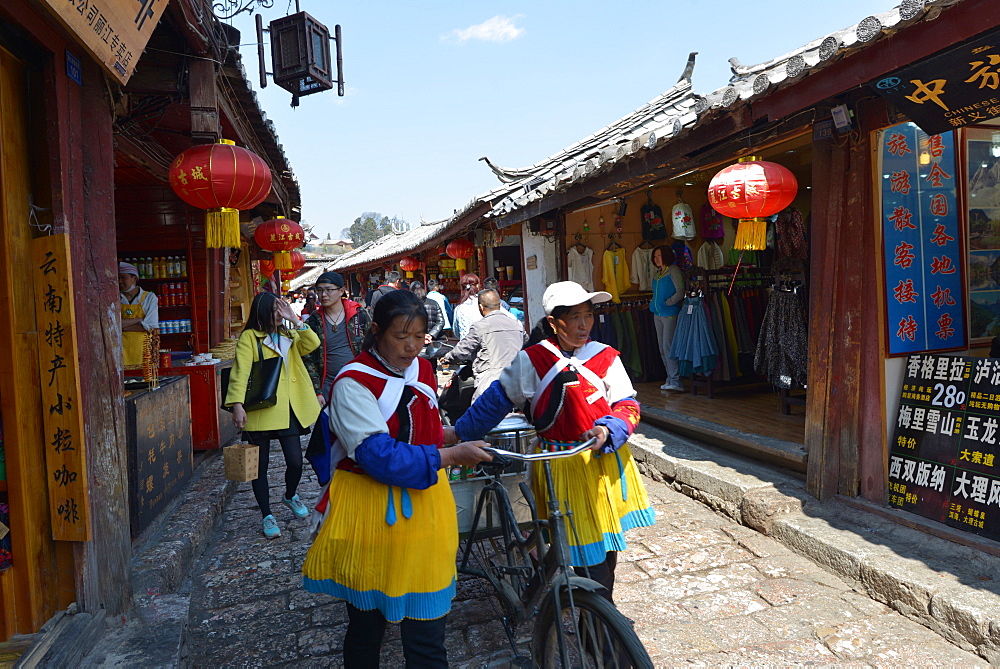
[567,246,595,290]
[696,240,725,270]
[630,247,656,291]
[601,248,629,303]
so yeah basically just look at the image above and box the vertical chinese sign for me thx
[881,122,966,356]
[890,353,1000,541]
[31,235,91,542]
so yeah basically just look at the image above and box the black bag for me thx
[221,336,282,412]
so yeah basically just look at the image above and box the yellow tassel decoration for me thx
[734,217,767,251]
[206,207,241,248]
[273,250,293,270]
[455,258,467,272]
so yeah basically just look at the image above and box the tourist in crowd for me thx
[226,292,321,538]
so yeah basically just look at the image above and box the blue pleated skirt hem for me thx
[302,576,455,623]
[569,505,657,567]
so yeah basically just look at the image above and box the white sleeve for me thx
[329,377,389,459]
[141,291,159,331]
[498,351,537,410]
[604,355,637,404]
[630,247,641,285]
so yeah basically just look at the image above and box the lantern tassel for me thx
[735,217,767,251]
[206,208,241,249]
[455,258,467,272]
[273,250,293,270]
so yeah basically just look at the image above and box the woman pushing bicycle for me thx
[302,289,492,668]
[446,280,655,602]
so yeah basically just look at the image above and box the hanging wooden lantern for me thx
[399,256,420,278]
[445,238,475,272]
[169,139,272,249]
[254,216,304,270]
[707,156,797,251]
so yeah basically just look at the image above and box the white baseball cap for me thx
[542,281,612,315]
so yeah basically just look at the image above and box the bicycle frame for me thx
[457,448,604,626]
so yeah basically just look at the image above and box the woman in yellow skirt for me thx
[447,281,654,603]
[302,289,491,668]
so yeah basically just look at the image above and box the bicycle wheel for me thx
[532,588,652,669]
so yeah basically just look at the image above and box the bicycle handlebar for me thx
[482,437,597,462]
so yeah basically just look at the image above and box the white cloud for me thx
[443,15,524,43]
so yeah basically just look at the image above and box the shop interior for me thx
[563,134,813,446]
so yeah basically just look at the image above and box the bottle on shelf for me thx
[179,257,187,277]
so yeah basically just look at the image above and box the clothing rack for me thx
[689,267,773,399]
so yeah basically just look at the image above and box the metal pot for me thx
[484,413,536,454]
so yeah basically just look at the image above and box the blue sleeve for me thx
[455,380,514,441]
[593,415,630,454]
[354,433,443,489]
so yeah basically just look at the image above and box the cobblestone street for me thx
[181,440,985,668]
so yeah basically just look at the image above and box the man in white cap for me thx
[118,261,159,367]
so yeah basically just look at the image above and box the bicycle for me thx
[457,439,653,669]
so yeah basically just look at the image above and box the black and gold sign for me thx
[126,376,193,537]
[872,27,1000,136]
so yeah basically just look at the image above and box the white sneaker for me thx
[665,382,686,392]
[659,382,671,390]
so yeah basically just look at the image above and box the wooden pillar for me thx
[806,98,885,501]
[68,58,132,615]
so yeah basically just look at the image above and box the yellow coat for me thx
[224,327,321,432]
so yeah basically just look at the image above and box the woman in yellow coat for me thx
[225,291,321,538]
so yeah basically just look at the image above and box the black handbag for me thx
[221,335,282,412]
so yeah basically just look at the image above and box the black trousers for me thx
[245,432,303,518]
[344,604,448,668]
[575,550,618,603]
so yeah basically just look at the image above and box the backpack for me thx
[640,202,668,241]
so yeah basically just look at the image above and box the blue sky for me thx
[229,1,898,240]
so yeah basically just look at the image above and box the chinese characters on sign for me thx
[881,122,966,356]
[890,353,1000,542]
[31,235,91,542]
[36,0,169,85]
[126,376,193,537]
[871,28,1000,136]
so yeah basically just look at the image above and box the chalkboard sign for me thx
[889,353,1000,541]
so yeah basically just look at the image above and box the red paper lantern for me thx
[288,250,306,272]
[169,139,272,248]
[446,238,475,272]
[254,217,304,270]
[707,157,798,250]
[399,256,420,278]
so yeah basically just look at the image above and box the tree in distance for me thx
[348,212,408,246]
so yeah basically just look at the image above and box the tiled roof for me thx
[326,217,458,271]
[472,0,949,222]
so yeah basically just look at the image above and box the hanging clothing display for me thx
[630,246,656,291]
[671,241,694,275]
[671,200,696,240]
[700,204,725,240]
[754,288,808,389]
[602,247,629,303]
[640,201,668,241]
[772,207,808,273]
[696,241,725,270]
[668,296,718,376]
[567,245,595,290]
[590,300,666,383]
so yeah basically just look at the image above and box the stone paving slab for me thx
[175,442,985,667]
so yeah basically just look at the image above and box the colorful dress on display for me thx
[457,338,654,567]
[302,352,457,622]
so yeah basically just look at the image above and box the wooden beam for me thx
[188,58,219,144]
[752,0,1000,122]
